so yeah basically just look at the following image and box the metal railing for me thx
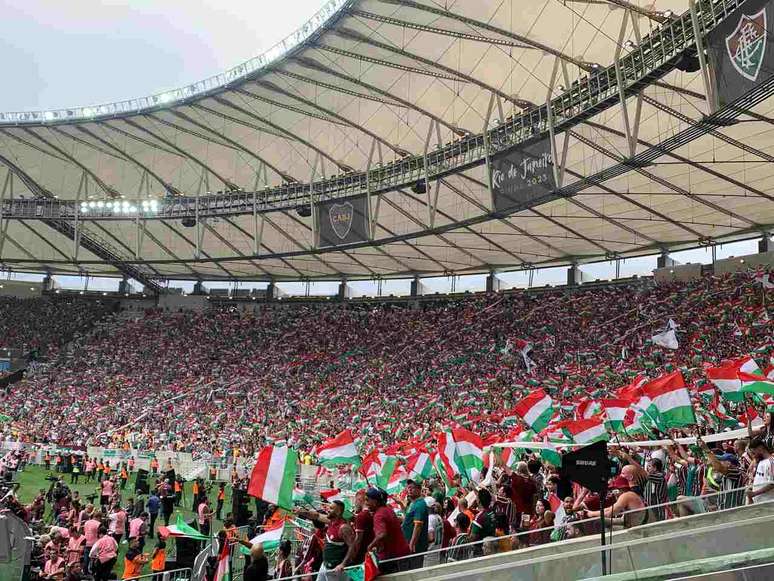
[123,567,192,581]
[238,485,766,581]
[0,0,353,125]
[0,0,749,221]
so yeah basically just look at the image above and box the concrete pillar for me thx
[657,252,678,269]
[486,272,501,293]
[118,278,133,295]
[193,281,207,295]
[337,281,350,301]
[410,276,426,297]
[567,263,587,287]
[759,233,773,254]
[266,281,277,301]
[42,274,55,292]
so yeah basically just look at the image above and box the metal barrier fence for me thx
[251,485,761,581]
[123,567,192,581]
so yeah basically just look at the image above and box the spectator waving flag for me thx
[651,319,679,350]
[315,430,362,468]
[642,371,696,429]
[754,271,774,289]
[564,416,609,444]
[247,445,298,511]
[514,389,554,432]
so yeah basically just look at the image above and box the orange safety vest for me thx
[217,489,225,501]
[192,482,199,495]
[123,556,143,579]
[121,469,128,480]
[174,481,182,493]
[151,548,166,572]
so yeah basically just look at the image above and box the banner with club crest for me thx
[707,0,774,107]
[315,195,370,248]
[489,137,556,214]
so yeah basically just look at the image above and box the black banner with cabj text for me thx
[315,195,370,248]
[489,137,556,214]
[707,0,774,106]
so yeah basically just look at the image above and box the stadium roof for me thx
[0,0,772,290]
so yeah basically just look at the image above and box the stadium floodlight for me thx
[80,202,88,212]
[89,201,97,208]
[97,201,105,208]
[129,205,138,213]
[150,200,159,211]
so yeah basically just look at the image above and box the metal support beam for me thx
[0,170,11,260]
[689,0,717,113]
[366,138,383,240]
[423,120,443,228]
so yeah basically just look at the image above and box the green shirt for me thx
[401,498,429,553]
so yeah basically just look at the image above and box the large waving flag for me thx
[242,521,285,554]
[405,451,433,482]
[435,429,484,483]
[707,356,761,402]
[740,372,774,395]
[247,445,298,510]
[564,417,609,444]
[214,530,231,581]
[600,399,629,433]
[513,389,554,432]
[158,515,209,541]
[316,430,361,468]
[642,371,696,429]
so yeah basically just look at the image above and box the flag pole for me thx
[600,482,608,576]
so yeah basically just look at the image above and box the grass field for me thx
[3,465,233,581]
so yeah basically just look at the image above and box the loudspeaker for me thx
[411,179,427,194]
[174,522,203,568]
[559,441,610,494]
[134,469,150,495]
[296,204,312,217]
[181,217,197,228]
[231,488,251,526]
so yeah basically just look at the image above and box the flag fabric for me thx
[292,487,314,506]
[707,357,760,402]
[642,371,696,429]
[513,338,536,373]
[540,440,562,467]
[405,451,433,482]
[514,389,554,432]
[739,372,774,395]
[755,271,774,289]
[246,521,285,552]
[564,417,609,444]
[158,515,209,541]
[577,399,602,420]
[435,429,484,483]
[651,319,679,350]
[247,445,298,510]
[375,456,400,491]
[214,530,230,581]
[344,551,380,581]
[316,430,361,468]
[600,399,629,432]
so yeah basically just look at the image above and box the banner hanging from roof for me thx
[707,0,774,106]
[489,137,556,214]
[315,195,370,248]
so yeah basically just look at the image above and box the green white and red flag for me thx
[564,416,609,444]
[214,529,231,581]
[247,445,298,511]
[315,430,361,468]
[513,389,554,432]
[599,399,629,433]
[642,371,696,429]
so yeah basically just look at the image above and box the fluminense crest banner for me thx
[708,0,774,106]
[315,195,370,248]
[489,137,556,214]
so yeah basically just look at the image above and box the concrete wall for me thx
[714,250,774,274]
[385,502,774,581]
[0,280,43,298]
[653,263,703,283]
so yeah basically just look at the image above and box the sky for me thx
[0,0,330,111]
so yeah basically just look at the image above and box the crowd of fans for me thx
[0,272,770,460]
[0,296,113,355]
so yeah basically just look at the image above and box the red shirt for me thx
[510,473,538,516]
[372,506,410,561]
[353,509,374,563]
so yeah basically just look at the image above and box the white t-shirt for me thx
[752,458,774,504]
[428,513,443,549]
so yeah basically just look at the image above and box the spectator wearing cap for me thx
[584,474,647,529]
[400,480,429,568]
[700,439,745,510]
[364,488,411,575]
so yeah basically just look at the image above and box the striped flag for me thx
[214,530,230,581]
[158,515,209,541]
[435,429,484,483]
[246,521,285,552]
[513,389,554,432]
[564,417,609,444]
[405,451,433,482]
[316,430,361,468]
[247,445,298,510]
[642,371,696,429]
[740,372,774,395]
[707,357,760,402]
[600,399,629,433]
